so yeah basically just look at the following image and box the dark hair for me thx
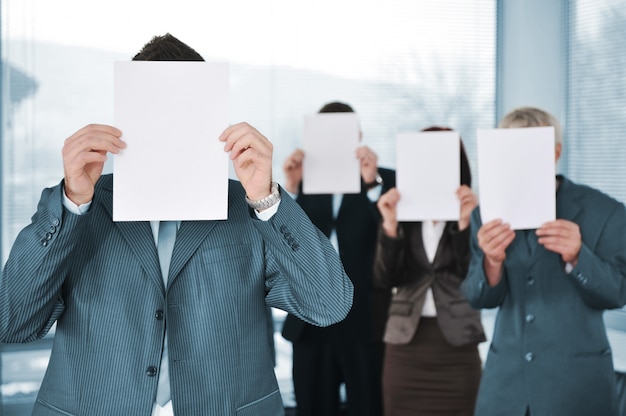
[132,33,205,62]
[318,101,355,114]
[421,126,472,187]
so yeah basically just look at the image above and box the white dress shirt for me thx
[420,221,445,317]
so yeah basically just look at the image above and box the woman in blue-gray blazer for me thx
[462,107,626,416]
[0,34,353,416]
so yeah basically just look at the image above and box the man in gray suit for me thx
[462,107,626,416]
[0,34,353,416]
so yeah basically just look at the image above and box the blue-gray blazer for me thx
[462,175,626,416]
[0,175,353,416]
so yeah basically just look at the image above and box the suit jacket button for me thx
[52,218,60,227]
[146,366,158,377]
[525,352,534,362]
[155,310,164,320]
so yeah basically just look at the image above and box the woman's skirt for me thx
[382,317,482,416]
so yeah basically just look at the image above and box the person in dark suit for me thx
[280,102,395,416]
[373,126,485,416]
[462,106,626,416]
[0,34,353,416]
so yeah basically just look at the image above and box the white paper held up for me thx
[396,130,460,221]
[113,61,229,221]
[302,113,360,194]
[476,126,556,230]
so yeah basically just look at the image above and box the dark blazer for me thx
[373,222,485,346]
[0,175,353,416]
[282,167,395,343]
[462,175,626,416]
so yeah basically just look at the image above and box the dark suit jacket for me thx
[373,222,485,346]
[462,175,626,416]
[0,175,353,416]
[282,167,395,343]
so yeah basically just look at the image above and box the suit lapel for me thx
[100,174,218,291]
[555,177,582,223]
[100,182,163,292]
[168,220,218,288]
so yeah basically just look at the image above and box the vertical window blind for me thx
[564,0,626,203]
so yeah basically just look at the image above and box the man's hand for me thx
[62,124,126,205]
[282,149,304,194]
[536,219,582,266]
[457,185,478,231]
[477,219,516,286]
[220,122,273,201]
[377,188,400,238]
[356,146,379,184]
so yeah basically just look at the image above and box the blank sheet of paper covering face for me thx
[113,61,229,221]
[302,113,360,194]
[396,131,460,221]
[477,126,556,230]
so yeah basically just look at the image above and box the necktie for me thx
[157,221,177,285]
[156,221,176,406]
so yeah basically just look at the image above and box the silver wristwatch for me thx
[245,182,281,211]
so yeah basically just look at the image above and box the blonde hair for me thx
[499,106,562,146]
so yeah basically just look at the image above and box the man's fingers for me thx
[220,122,272,160]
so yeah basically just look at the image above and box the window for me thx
[1,0,496,411]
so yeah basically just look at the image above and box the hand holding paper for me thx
[477,218,516,286]
[457,184,478,231]
[220,122,274,202]
[283,149,305,194]
[356,145,379,184]
[63,124,126,205]
[536,219,582,265]
[377,188,401,237]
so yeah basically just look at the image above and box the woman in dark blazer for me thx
[373,127,485,416]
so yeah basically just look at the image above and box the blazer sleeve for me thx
[568,201,626,309]
[0,182,80,342]
[251,187,354,327]
[461,206,509,309]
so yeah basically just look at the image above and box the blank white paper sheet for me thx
[113,61,229,221]
[477,126,556,230]
[302,113,361,194]
[396,131,460,221]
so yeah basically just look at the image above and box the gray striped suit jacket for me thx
[0,174,353,416]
